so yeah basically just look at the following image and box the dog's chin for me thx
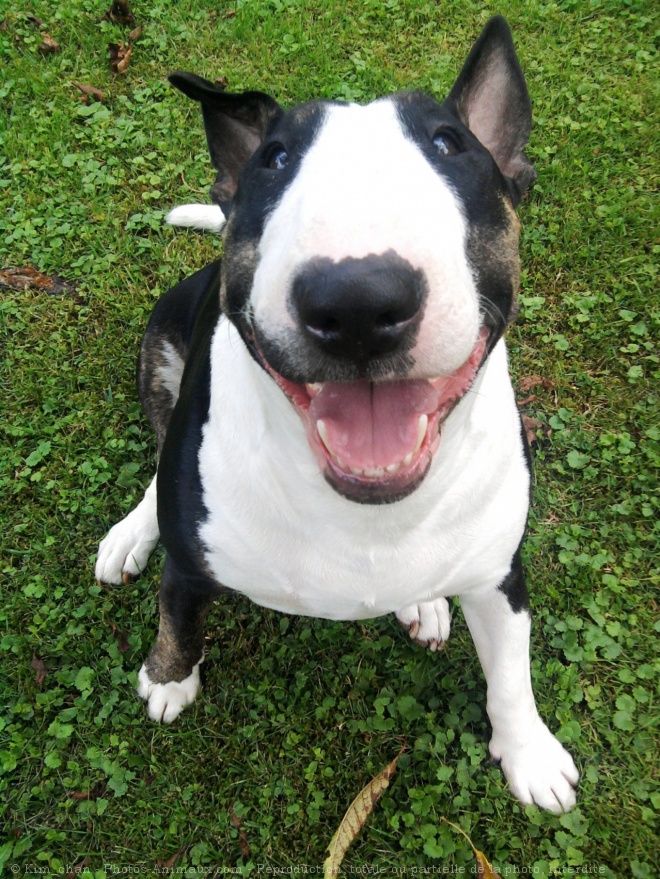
[256,329,489,505]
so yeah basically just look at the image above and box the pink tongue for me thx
[309,380,437,469]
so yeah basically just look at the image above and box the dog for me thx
[96,16,579,813]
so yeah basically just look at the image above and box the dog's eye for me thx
[267,146,289,171]
[432,130,459,157]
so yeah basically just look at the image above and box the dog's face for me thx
[170,16,535,504]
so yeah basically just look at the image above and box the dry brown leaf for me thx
[39,33,60,54]
[109,41,133,74]
[519,374,555,393]
[0,19,9,32]
[109,622,130,654]
[26,14,45,28]
[229,803,250,858]
[69,781,107,801]
[324,744,404,875]
[215,75,229,90]
[0,265,74,295]
[31,654,47,688]
[65,856,91,878]
[521,414,543,446]
[104,0,135,25]
[73,81,105,103]
[156,848,185,869]
[128,24,144,42]
[441,818,502,878]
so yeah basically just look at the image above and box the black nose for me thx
[291,252,425,362]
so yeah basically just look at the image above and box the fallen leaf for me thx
[441,818,502,878]
[214,75,229,90]
[73,81,105,103]
[65,856,91,878]
[324,744,405,875]
[39,33,60,54]
[0,266,75,296]
[26,14,45,28]
[31,654,47,688]
[519,374,555,393]
[109,41,133,75]
[128,24,144,42]
[521,414,543,446]
[229,803,250,858]
[69,781,107,801]
[156,848,185,869]
[0,20,9,32]
[103,0,135,25]
[109,622,130,654]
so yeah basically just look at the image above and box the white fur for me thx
[250,99,480,379]
[95,475,159,585]
[166,203,226,232]
[198,324,529,620]
[159,341,185,402]
[137,659,202,723]
[396,598,451,650]
[460,587,579,813]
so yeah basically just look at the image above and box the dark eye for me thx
[432,130,459,157]
[267,145,289,171]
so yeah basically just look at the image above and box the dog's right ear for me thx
[169,72,283,211]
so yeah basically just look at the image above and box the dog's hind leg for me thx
[137,555,217,722]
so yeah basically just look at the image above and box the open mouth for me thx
[261,329,489,503]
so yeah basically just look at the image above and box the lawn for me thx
[0,0,658,875]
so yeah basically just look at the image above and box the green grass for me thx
[0,0,658,874]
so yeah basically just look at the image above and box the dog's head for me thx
[170,16,535,504]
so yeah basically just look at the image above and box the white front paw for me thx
[491,721,579,813]
[137,662,201,723]
[396,598,451,651]
[96,508,159,585]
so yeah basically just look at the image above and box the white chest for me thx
[197,322,529,620]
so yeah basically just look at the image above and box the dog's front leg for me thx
[460,565,579,813]
[96,474,160,585]
[138,556,216,723]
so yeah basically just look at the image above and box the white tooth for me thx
[386,462,400,474]
[336,456,346,470]
[364,467,385,479]
[415,414,428,453]
[402,451,414,467]
[350,466,364,476]
[306,382,323,396]
[317,419,333,454]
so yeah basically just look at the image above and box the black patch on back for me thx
[139,262,222,449]
[156,263,222,580]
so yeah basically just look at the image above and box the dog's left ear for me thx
[169,72,283,211]
[448,16,536,204]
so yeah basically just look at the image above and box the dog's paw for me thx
[95,508,159,585]
[137,661,201,723]
[491,721,579,813]
[396,598,451,651]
